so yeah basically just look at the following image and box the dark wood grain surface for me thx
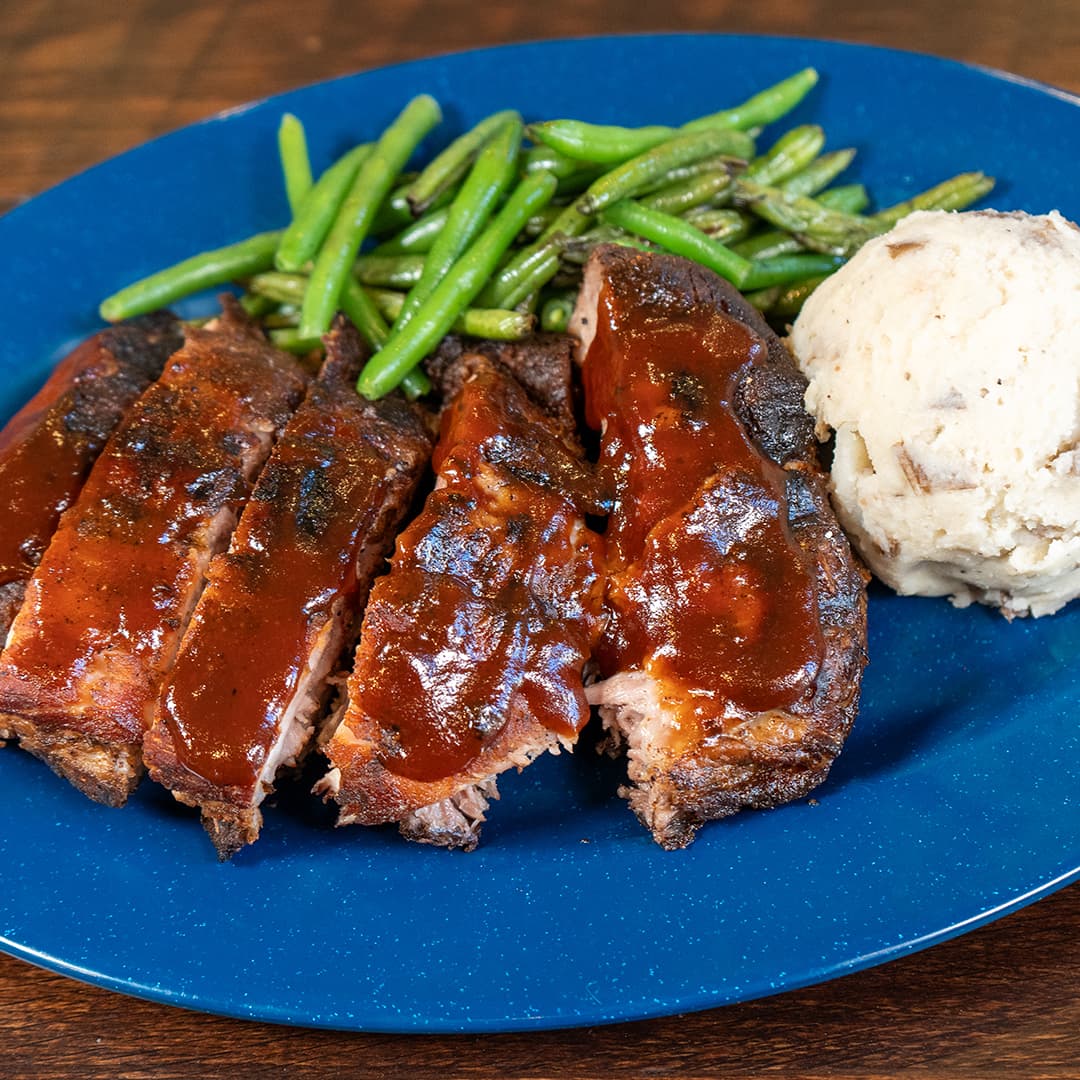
[2,2,1079,1077]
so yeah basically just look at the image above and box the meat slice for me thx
[0,301,307,806]
[572,245,867,849]
[317,351,605,850]
[143,320,433,859]
[0,313,182,646]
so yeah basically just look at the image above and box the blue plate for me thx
[1,34,1079,1034]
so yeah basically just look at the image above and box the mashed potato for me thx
[789,208,1080,617]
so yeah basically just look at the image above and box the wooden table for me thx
[3,3,1079,1076]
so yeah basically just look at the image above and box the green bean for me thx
[278,114,314,215]
[739,252,844,290]
[366,287,534,341]
[522,203,565,238]
[681,68,819,134]
[684,208,754,244]
[353,254,426,288]
[394,116,523,332]
[599,200,752,286]
[269,327,324,354]
[576,128,752,217]
[371,206,452,255]
[406,109,519,214]
[744,284,782,312]
[770,274,831,318]
[477,235,565,308]
[873,171,995,226]
[525,144,585,178]
[100,230,283,321]
[539,291,576,333]
[247,271,308,304]
[780,148,856,197]
[338,280,430,398]
[275,143,372,272]
[299,95,442,338]
[527,118,684,165]
[239,292,278,318]
[732,183,869,260]
[640,171,733,216]
[742,125,826,186]
[357,170,558,398]
[637,154,746,194]
[818,184,870,214]
[527,69,812,169]
[737,181,875,256]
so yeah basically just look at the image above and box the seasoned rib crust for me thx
[574,246,867,849]
[425,332,579,444]
[0,312,182,646]
[0,301,307,805]
[144,320,433,859]
[319,351,605,850]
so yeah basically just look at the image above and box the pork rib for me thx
[572,245,867,849]
[0,302,307,805]
[317,347,605,850]
[144,320,433,858]
[0,313,182,647]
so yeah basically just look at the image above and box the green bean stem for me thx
[277,114,314,215]
[100,230,283,321]
[406,109,519,214]
[299,94,442,338]
[357,170,558,398]
[275,143,372,272]
[599,200,752,286]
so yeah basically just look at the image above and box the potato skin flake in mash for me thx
[789,208,1080,618]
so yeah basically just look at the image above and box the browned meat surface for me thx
[0,313,182,649]
[572,245,867,849]
[0,302,307,805]
[425,332,579,444]
[144,320,433,859]
[318,350,605,850]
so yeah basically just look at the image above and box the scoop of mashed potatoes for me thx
[789,208,1080,617]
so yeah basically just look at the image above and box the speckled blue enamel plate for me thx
[1,35,1078,1033]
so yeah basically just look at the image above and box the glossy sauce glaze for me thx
[152,338,432,793]
[0,313,306,747]
[0,314,181,628]
[330,361,604,795]
[583,280,825,726]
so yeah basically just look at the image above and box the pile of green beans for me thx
[98,70,995,399]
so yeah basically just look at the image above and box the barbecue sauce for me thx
[0,319,178,599]
[583,280,825,732]
[350,366,604,785]
[0,321,305,745]
[159,363,428,790]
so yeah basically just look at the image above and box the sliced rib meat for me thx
[0,301,307,806]
[0,313,182,646]
[318,350,605,850]
[572,245,867,849]
[144,320,433,859]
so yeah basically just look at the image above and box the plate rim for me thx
[1,31,1079,1034]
